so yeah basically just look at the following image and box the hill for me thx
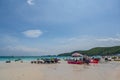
[58,46,120,56]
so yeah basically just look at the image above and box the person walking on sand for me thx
[83,55,90,65]
[83,55,90,69]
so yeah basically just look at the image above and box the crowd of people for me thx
[31,58,60,64]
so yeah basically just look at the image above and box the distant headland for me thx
[58,46,120,56]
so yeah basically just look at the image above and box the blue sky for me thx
[0,0,120,56]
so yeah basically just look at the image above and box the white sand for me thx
[0,61,120,80]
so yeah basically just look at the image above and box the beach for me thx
[0,61,120,80]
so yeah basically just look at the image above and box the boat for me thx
[90,59,99,63]
[67,60,83,64]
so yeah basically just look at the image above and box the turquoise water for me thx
[0,56,71,62]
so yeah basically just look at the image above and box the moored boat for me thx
[67,60,83,64]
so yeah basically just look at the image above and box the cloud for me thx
[1,45,48,54]
[1,35,120,56]
[27,0,34,5]
[22,29,43,38]
[96,38,120,42]
[19,0,119,24]
[116,33,120,38]
[51,35,120,53]
[1,45,65,56]
[0,36,18,44]
[6,46,40,53]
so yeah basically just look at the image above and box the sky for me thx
[0,0,120,56]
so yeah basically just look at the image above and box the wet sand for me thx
[0,61,120,80]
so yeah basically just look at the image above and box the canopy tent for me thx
[72,53,83,57]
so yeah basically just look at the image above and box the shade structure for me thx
[72,53,83,57]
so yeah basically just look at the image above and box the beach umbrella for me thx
[72,53,83,57]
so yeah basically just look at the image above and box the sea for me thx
[0,56,71,62]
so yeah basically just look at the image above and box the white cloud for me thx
[22,29,43,38]
[96,38,120,42]
[116,33,120,38]
[27,0,34,5]
[9,46,39,52]
[1,34,120,55]
[51,35,120,53]
[2,45,48,53]
[0,36,18,43]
